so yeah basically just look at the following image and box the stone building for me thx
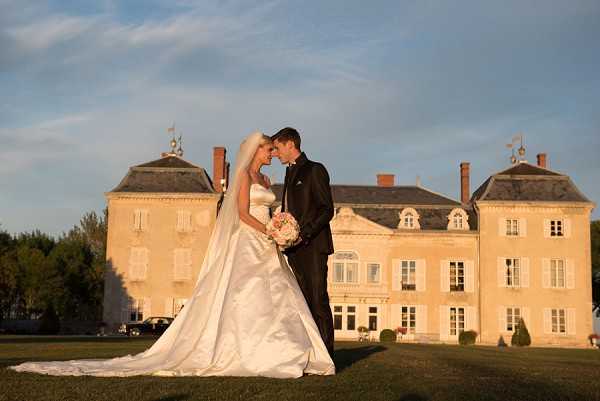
[103,145,595,346]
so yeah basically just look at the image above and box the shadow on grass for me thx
[395,394,428,401]
[333,345,386,373]
[0,336,157,344]
[149,395,190,401]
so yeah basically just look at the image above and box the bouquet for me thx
[266,212,300,249]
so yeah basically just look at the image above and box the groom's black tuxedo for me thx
[282,152,335,355]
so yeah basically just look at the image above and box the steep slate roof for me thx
[271,184,477,231]
[110,155,215,194]
[471,162,591,203]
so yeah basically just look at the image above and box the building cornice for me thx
[105,192,221,201]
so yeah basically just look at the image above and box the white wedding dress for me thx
[9,133,335,379]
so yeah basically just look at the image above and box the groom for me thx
[271,127,335,357]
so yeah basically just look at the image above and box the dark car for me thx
[119,316,174,336]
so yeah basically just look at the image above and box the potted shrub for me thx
[511,318,531,347]
[379,329,397,343]
[588,334,599,347]
[357,326,369,342]
[459,330,478,345]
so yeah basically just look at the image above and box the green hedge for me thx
[511,318,531,346]
[379,329,397,342]
[459,330,477,345]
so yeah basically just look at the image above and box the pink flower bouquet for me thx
[266,212,300,249]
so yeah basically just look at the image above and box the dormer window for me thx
[447,208,470,230]
[398,208,420,229]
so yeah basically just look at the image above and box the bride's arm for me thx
[238,170,268,234]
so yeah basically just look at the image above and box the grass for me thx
[1,336,599,401]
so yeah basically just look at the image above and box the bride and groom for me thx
[10,127,336,378]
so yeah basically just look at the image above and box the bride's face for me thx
[254,142,274,166]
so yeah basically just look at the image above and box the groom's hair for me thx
[271,127,301,150]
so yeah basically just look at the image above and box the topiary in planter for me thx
[511,318,531,346]
[379,329,397,342]
[459,330,478,345]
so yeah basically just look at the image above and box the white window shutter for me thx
[142,298,151,320]
[390,304,400,328]
[466,306,477,331]
[141,210,148,231]
[543,308,551,334]
[498,306,507,332]
[522,307,531,329]
[164,297,174,317]
[566,259,575,289]
[521,257,530,288]
[439,306,449,341]
[567,308,576,335]
[498,257,506,288]
[176,211,183,232]
[416,305,427,333]
[564,218,572,238]
[416,259,426,292]
[465,260,474,293]
[141,248,148,279]
[133,210,140,230]
[392,263,400,291]
[498,217,506,236]
[186,211,192,231]
[542,258,551,288]
[440,260,449,292]
[519,218,527,237]
[543,219,551,238]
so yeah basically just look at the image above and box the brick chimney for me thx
[377,174,395,187]
[460,162,470,204]
[537,153,547,168]
[213,147,227,193]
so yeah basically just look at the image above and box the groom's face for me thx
[272,139,293,164]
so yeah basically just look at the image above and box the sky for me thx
[1,0,599,236]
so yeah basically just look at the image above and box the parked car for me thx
[119,317,174,336]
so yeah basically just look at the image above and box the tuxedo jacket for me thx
[282,152,335,255]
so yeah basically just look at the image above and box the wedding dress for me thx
[9,132,335,378]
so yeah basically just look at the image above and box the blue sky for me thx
[1,0,599,235]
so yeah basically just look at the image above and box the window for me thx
[133,209,149,231]
[453,213,463,229]
[401,306,416,334]
[401,260,416,291]
[129,247,148,281]
[448,208,469,230]
[506,219,519,236]
[550,259,565,288]
[367,263,381,283]
[550,220,563,237]
[176,210,192,232]
[174,248,192,281]
[449,261,465,292]
[398,208,420,229]
[505,258,521,288]
[333,251,359,283]
[333,306,343,330]
[347,306,356,330]
[449,307,465,336]
[368,307,378,331]
[551,309,566,334]
[129,299,145,322]
[506,307,521,332]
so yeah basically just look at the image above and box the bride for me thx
[9,132,335,378]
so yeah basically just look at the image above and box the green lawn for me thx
[1,336,599,401]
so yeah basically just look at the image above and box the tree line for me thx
[0,210,107,326]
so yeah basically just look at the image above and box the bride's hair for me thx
[259,134,272,146]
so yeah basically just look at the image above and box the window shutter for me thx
[416,259,426,292]
[522,307,531,329]
[519,218,527,237]
[567,308,576,335]
[542,258,551,288]
[498,217,506,237]
[439,306,449,341]
[466,306,477,332]
[128,248,137,279]
[143,298,151,320]
[140,248,148,279]
[121,296,131,323]
[176,211,183,232]
[543,219,551,238]
[133,210,140,230]
[465,260,474,293]
[521,257,530,288]
[543,308,551,334]
[141,210,148,231]
[498,306,507,333]
[440,260,449,292]
[416,305,427,333]
[564,218,572,238]
[174,249,182,279]
[164,297,174,317]
[498,257,506,288]
[566,259,575,289]
[392,263,400,291]
[390,304,400,328]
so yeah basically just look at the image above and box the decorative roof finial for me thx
[177,135,184,157]
[166,123,177,156]
[506,133,525,164]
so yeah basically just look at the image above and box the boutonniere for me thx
[296,180,303,185]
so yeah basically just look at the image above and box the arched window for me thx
[398,208,420,229]
[332,251,359,283]
[447,208,470,230]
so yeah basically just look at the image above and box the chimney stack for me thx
[537,153,547,168]
[213,147,227,193]
[460,162,470,204]
[377,174,395,187]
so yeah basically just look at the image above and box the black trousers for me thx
[287,246,334,356]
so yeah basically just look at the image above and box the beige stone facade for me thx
[103,150,595,347]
